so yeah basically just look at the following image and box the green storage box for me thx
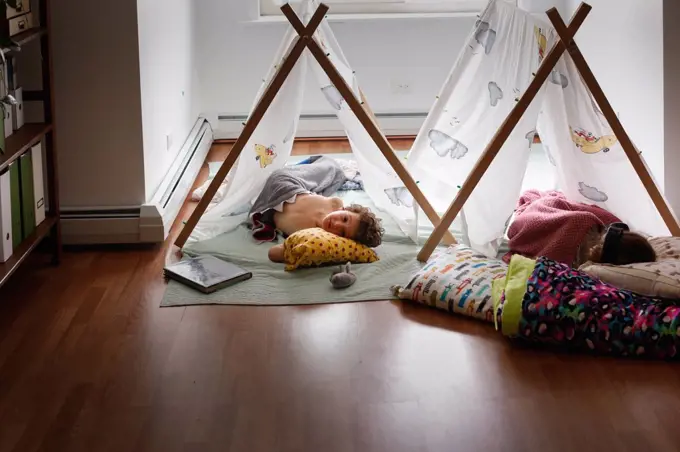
[19,152,35,239]
[9,160,20,248]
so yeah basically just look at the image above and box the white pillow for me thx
[392,244,508,322]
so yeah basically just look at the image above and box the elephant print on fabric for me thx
[535,26,548,63]
[321,85,344,111]
[384,186,414,208]
[474,20,497,55]
[571,127,618,154]
[488,81,503,107]
[578,182,608,202]
[254,144,277,168]
[428,129,469,159]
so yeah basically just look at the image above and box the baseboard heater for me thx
[61,117,214,245]
[216,111,429,139]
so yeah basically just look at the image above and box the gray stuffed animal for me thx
[330,262,356,289]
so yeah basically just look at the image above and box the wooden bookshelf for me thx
[0,0,59,290]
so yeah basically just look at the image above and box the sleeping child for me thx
[504,189,655,267]
[247,155,384,262]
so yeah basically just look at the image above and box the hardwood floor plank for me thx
[0,138,679,452]
[37,383,94,452]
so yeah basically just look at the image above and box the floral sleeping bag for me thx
[493,255,680,359]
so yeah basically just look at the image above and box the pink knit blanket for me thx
[504,189,621,265]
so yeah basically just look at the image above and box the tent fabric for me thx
[189,0,417,244]
[407,0,668,256]
[189,0,670,256]
[536,33,669,239]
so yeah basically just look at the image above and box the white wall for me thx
[196,1,569,136]
[51,0,146,208]
[194,1,475,125]
[565,0,665,187]
[663,2,680,215]
[137,0,201,201]
[51,0,200,210]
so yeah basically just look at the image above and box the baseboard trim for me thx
[141,118,214,243]
[60,117,214,245]
[213,134,417,144]
[215,111,428,139]
[61,215,142,245]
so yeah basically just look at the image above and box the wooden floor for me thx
[1,140,680,452]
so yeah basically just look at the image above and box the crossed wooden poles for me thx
[416,2,680,262]
[177,1,680,265]
[174,1,456,249]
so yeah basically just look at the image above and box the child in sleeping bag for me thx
[493,254,680,360]
[504,190,656,268]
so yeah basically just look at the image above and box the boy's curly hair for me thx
[345,204,384,248]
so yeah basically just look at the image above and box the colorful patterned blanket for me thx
[493,255,680,359]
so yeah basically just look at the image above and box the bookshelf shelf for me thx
[2,27,46,54]
[0,214,56,287]
[0,122,52,172]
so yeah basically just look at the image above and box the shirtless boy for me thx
[247,156,384,263]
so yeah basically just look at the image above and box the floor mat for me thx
[161,189,432,307]
[161,147,552,307]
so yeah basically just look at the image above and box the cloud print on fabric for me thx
[384,186,414,208]
[549,70,569,88]
[428,129,469,159]
[525,130,537,146]
[578,182,608,202]
[489,81,503,107]
[475,21,497,55]
[321,85,344,111]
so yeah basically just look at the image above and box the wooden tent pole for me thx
[283,6,456,245]
[174,5,329,248]
[416,3,592,262]
[547,7,680,236]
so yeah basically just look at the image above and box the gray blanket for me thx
[248,156,347,217]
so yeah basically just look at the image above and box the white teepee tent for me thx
[177,0,680,261]
[413,0,679,260]
[185,0,426,245]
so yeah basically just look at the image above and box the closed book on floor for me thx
[0,169,12,262]
[31,142,44,224]
[9,161,20,248]
[163,255,252,293]
[19,152,35,238]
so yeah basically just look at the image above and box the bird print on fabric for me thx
[254,144,277,168]
[571,127,618,154]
